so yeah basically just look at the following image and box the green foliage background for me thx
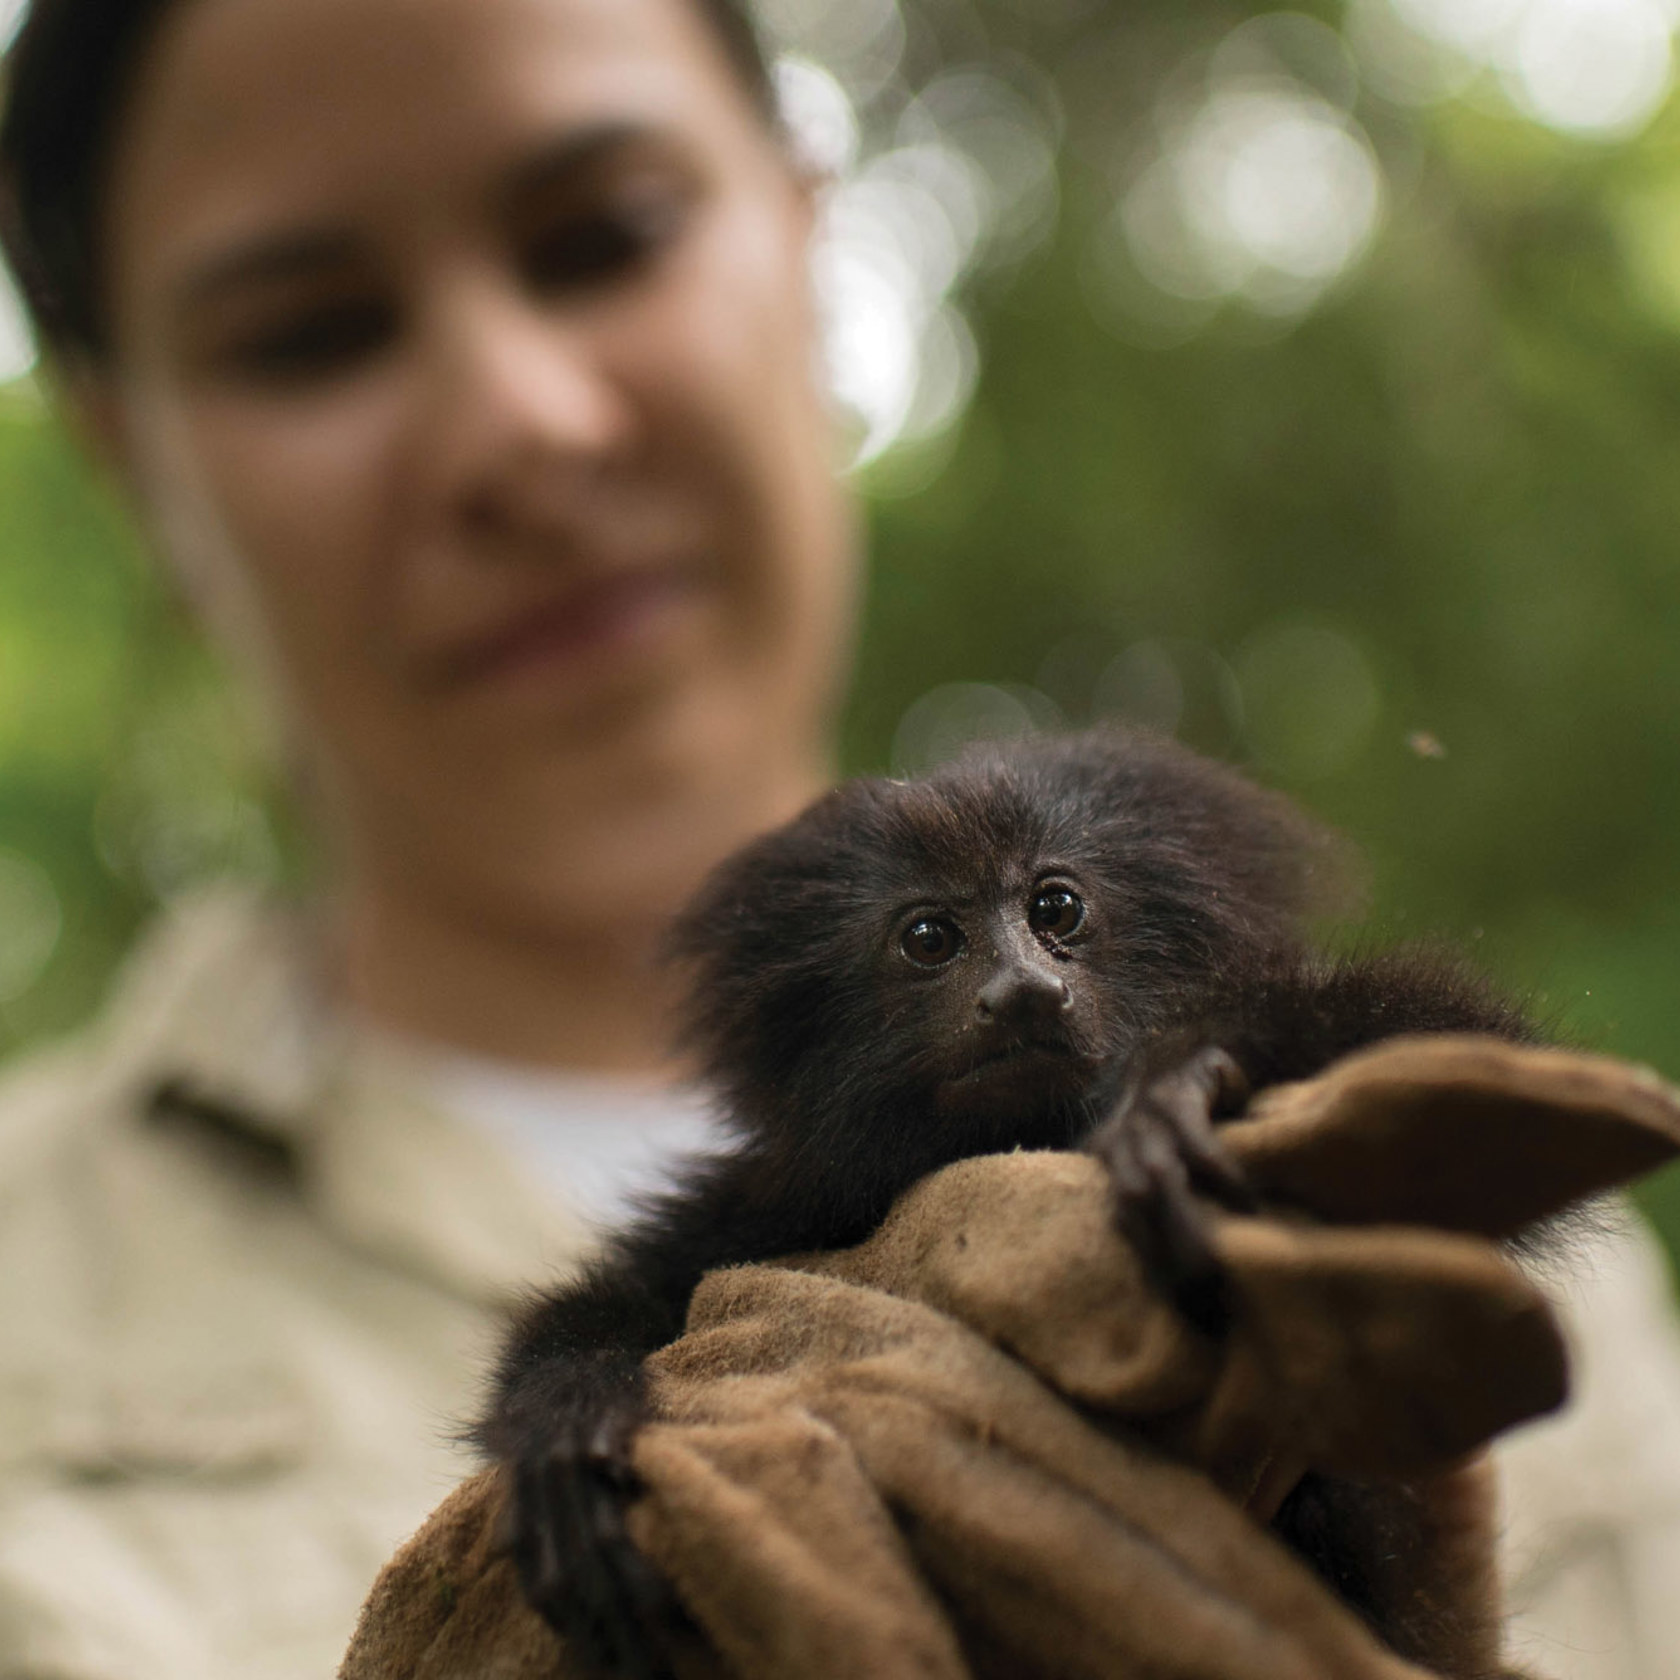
[2,0,1679,1259]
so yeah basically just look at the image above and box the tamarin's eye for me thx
[1029,886,1086,941]
[901,917,965,967]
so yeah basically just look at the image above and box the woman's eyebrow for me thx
[174,230,361,319]
[500,119,677,202]
[171,121,676,318]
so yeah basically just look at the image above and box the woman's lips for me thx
[427,569,702,695]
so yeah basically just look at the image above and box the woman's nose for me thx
[415,277,636,530]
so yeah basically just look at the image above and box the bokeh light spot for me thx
[898,303,979,444]
[892,683,1062,776]
[757,0,906,106]
[1390,0,1527,57]
[1359,0,1679,140]
[813,117,1013,463]
[813,234,922,465]
[1035,631,1123,723]
[1506,0,1674,138]
[1213,13,1363,111]
[1125,84,1385,316]
[901,68,1064,263]
[775,57,861,179]
[779,28,1061,465]
[1345,0,1484,103]
[1092,643,1186,737]
[1236,621,1381,782]
[1102,22,1388,337]
[1093,640,1244,756]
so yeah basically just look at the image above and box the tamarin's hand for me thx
[1091,1044,1258,1336]
[505,1385,687,1680]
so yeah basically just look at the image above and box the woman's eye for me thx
[1029,887,1085,941]
[221,301,397,386]
[524,193,688,293]
[901,918,964,968]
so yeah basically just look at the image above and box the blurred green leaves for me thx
[0,390,276,1049]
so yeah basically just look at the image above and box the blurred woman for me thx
[0,0,1677,1674]
[0,0,853,1671]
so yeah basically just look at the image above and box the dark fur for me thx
[479,730,1534,1677]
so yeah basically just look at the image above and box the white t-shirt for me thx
[412,1050,737,1237]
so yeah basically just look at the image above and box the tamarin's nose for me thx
[976,967,1072,1027]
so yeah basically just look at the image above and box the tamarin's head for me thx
[670,729,1340,1159]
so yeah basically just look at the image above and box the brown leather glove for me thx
[340,1038,1680,1680]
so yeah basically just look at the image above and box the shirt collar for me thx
[104,886,595,1305]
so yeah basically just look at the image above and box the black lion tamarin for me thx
[479,729,1535,1678]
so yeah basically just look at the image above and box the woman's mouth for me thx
[427,568,704,697]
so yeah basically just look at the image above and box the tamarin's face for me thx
[878,863,1123,1122]
[674,732,1328,1153]
[684,827,1148,1154]
[683,811,1172,1154]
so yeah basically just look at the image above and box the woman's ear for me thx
[52,355,136,482]
[47,357,204,624]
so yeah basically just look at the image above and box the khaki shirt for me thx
[1,890,1679,1678]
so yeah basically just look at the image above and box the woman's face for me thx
[95,0,857,932]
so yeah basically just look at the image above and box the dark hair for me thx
[0,0,777,361]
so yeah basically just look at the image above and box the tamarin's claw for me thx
[508,1401,689,1680]
[1092,1046,1257,1338]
